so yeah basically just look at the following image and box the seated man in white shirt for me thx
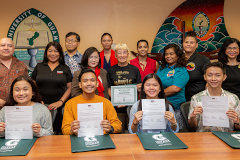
[188,62,240,132]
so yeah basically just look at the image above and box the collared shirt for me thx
[188,88,240,132]
[0,56,28,101]
[157,64,189,110]
[128,100,179,134]
[64,51,82,75]
[32,62,72,104]
[185,52,210,101]
[130,56,156,81]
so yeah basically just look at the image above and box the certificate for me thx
[111,85,137,106]
[142,99,166,130]
[5,106,33,139]
[77,103,103,137]
[201,96,229,128]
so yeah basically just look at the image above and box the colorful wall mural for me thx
[151,0,229,53]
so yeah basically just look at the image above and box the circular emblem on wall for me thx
[6,8,60,76]
[192,11,210,38]
[186,62,195,71]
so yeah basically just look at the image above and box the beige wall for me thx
[0,0,239,60]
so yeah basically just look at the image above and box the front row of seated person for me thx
[0,76,53,137]
[62,68,122,135]
[128,73,179,133]
[0,62,239,138]
[188,62,240,132]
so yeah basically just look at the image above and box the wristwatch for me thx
[109,125,114,134]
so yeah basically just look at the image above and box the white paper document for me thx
[77,103,103,137]
[5,106,33,139]
[142,99,166,130]
[201,96,229,128]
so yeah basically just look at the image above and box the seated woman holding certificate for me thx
[128,73,179,133]
[71,47,109,99]
[188,62,240,132]
[0,75,53,137]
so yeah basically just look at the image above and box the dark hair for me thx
[43,41,65,65]
[185,30,197,42]
[80,47,100,68]
[137,39,149,48]
[218,38,240,64]
[204,62,226,75]
[138,74,173,111]
[66,32,80,42]
[5,75,42,106]
[78,68,97,82]
[101,33,113,41]
[161,44,187,69]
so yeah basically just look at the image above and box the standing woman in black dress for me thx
[32,41,72,134]
[218,38,240,99]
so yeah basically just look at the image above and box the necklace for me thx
[228,61,239,66]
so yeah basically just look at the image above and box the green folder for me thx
[137,132,188,150]
[0,137,37,156]
[70,134,116,152]
[212,131,240,149]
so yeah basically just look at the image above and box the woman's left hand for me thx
[48,101,63,110]
[32,123,41,133]
[226,109,240,124]
[164,111,176,124]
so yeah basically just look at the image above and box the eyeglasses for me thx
[89,56,99,60]
[65,39,78,43]
[226,47,239,51]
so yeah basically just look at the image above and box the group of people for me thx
[0,30,239,138]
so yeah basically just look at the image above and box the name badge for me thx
[57,71,63,74]
[167,70,175,77]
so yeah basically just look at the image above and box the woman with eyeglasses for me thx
[218,38,240,99]
[71,47,109,99]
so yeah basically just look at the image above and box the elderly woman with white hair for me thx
[107,43,142,133]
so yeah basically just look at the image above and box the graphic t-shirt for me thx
[107,64,142,87]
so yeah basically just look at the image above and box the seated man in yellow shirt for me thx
[62,68,122,135]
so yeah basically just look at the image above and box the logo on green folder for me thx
[231,134,240,142]
[152,134,172,146]
[84,136,100,147]
[0,140,20,152]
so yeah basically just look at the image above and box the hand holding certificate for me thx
[77,103,103,137]
[111,85,137,106]
[142,99,166,130]
[5,106,33,139]
[201,96,229,128]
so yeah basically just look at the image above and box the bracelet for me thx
[133,122,138,126]
[171,121,177,126]
[59,99,64,104]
